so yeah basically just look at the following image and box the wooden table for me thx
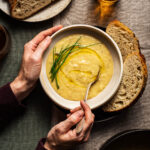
[0,0,150,150]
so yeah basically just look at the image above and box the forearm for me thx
[36,138,50,150]
[10,75,35,102]
[36,138,58,150]
[0,83,25,124]
[44,140,53,150]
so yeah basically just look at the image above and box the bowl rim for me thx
[40,24,123,110]
[100,129,150,150]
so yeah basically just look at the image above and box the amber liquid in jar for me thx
[97,0,118,27]
[98,0,118,5]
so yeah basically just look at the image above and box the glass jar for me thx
[97,0,119,27]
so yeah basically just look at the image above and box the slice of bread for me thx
[9,0,56,20]
[102,52,147,112]
[106,20,140,61]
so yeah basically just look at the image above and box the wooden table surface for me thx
[0,0,150,150]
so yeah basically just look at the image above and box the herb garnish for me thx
[50,36,100,89]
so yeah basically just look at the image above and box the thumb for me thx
[35,36,51,58]
[60,110,84,133]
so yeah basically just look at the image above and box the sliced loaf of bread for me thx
[106,20,140,61]
[102,52,147,112]
[9,0,56,19]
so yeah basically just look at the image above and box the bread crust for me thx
[103,20,148,113]
[108,20,147,77]
[7,0,54,20]
[106,20,140,60]
[102,52,148,112]
[106,20,133,35]
[7,0,17,15]
[139,52,148,80]
[7,0,16,9]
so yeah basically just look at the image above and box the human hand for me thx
[10,25,63,102]
[44,101,95,150]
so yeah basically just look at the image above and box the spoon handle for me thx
[75,82,94,134]
[75,116,85,134]
[75,68,100,134]
[75,83,92,134]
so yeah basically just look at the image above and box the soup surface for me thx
[46,34,113,101]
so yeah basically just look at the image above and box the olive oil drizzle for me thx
[50,37,100,89]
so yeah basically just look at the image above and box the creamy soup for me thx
[46,34,113,101]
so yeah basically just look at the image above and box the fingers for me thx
[80,101,92,122]
[80,101,95,139]
[83,122,93,142]
[70,106,81,113]
[67,106,82,118]
[49,102,94,146]
[34,36,51,58]
[69,102,94,143]
[67,113,71,118]
[31,25,63,46]
[59,110,84,133]
[24,25,62,56]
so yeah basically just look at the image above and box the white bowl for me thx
[40,24,123,110]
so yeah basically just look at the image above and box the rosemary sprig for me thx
[50,37,100,89]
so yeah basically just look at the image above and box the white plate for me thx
[40,24,123,110]
[0,0,71,22]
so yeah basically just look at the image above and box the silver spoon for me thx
[75,68,100,134]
